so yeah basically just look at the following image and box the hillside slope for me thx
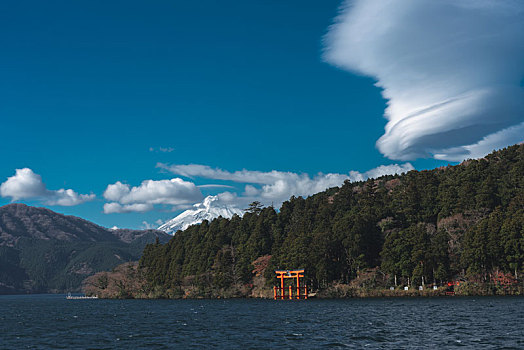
[0,204,170,294]
[136,144,523,298]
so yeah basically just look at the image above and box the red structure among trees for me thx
[274,270,308,300]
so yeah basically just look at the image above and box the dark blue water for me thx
[1,295,523,349]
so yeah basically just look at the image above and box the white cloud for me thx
[324,0,524,161]
[216,191,238,204]
[0,168,95,206]
[102,178,202,213]
[46,189,96,206]
[349,163,414,182]
[103,181,131,202]
[250,173,349,204]
[158,163,288,184]
[141,221,157,230]
[161,162,413,209]
[103,202,154,214]
[434,122,524,162]
[0,168,47,200]
[197,184,235,189]
[149,147,174,153]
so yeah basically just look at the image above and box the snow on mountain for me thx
[158,195,244,235]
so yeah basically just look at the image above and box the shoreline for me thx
[1,287,523,300]
[84,286,523,300]
[80,263,523,300]
[2,293,523,300]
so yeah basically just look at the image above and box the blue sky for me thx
[1,0,522,229]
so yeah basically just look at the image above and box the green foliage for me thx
[139,144,524,295]
[0,246,28,293]
[0,238,151,294]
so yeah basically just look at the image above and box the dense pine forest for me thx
[132,144,523,298]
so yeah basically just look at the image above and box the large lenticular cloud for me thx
[324,0,524,161]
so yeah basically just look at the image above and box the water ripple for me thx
[0,295,523,349]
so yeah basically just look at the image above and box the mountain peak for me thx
[158,195,244,235]
[199,195,219,210]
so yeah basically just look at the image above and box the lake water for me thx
[0,294,523,349]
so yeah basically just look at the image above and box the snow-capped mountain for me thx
[158,195,244,235]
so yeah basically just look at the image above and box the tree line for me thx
[139,144,523,296]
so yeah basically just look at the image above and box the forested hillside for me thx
[0,204,170,294]
[138,144,523,298]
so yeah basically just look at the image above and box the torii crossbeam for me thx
[274,269,308,300]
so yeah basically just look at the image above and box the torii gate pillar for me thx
[273,269,307,300]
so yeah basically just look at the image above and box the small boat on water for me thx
[66,292,98,300]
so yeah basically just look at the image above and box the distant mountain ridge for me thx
[0,204,170,294]
[0,204,120,245]
[158,195,244,235]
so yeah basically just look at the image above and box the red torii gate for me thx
[273,269,308,300]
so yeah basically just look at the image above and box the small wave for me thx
[321,342,351,348]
